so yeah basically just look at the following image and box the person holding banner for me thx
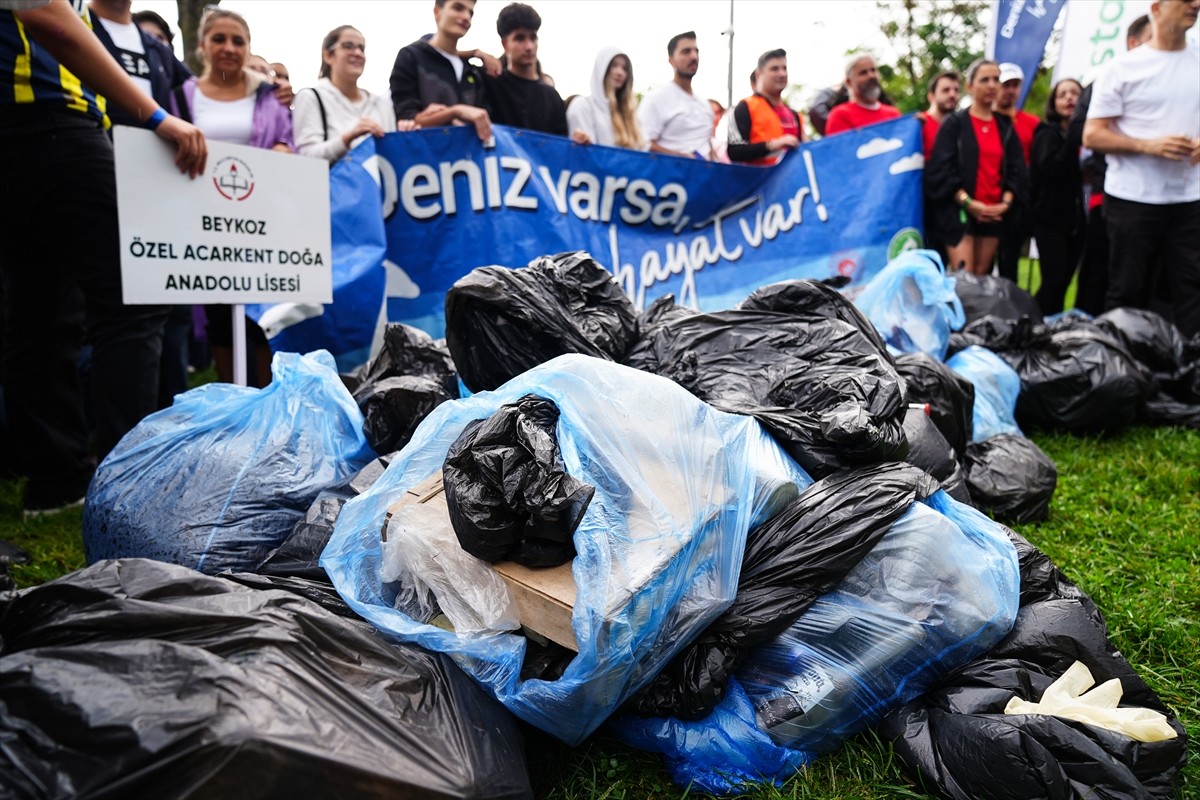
[567,46,643,149]
[294,25,416,163]
[727,49,803,166]
[1,0,206,515]
[926,59,1026,275]
[1030,79,1085,315]
[168,7,294,386]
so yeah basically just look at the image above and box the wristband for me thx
[147,108,167,130]
[959,193,973,209]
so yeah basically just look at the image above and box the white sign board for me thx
[115,126,332,305]
[1053,1,1200,86]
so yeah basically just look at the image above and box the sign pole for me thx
[232,304,248,387]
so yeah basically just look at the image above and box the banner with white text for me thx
[374,118,924,339]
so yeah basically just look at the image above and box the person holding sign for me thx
[168,7,294,386]
[1,0,206,516]
[294,25,417,163]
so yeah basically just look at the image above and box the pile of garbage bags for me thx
[11,248,1194,798]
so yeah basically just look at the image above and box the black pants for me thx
[1105,196,1200,338]
[1032,222,1084,317]
[1075,203,1108,316]
[0,111,167,506]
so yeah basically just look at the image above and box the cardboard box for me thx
[385,472,579,651]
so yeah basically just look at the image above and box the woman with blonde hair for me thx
[294,24,417,163]
[567,46,643,149]
[168,7,293,386]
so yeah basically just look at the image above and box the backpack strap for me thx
[307,87,328,141]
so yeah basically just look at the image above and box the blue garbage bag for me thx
[947,345,1023,441]
[321,354,812,745]
[613,489,1020,794]
[84,351,374,574]
[851,250,965,360]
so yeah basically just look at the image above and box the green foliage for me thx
[874,0,990,113]
[3,426,1197,798]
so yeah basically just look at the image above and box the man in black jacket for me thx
[390,0,492,141]
[485,3,565,135]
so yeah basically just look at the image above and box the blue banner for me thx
[990,0,1067,107]
[255,118,923,365]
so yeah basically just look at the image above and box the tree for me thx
[177,0,215,75]
[874,0,989,113]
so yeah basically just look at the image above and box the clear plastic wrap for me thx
[321,354,812,744]
[851,250,965,360]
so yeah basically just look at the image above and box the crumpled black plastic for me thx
[1095,308,1200,428]
[879,531,1187,800]
[626,283,908,479]
[443,395,594,567]
[964,433,1057,523]
[953,271,1043,325]
[352,324,459,454]
[902,405,970,502]
[953,315,1153,435]
[895,352,975,457]
[627,463,940,720]
[444,251,639,392]
[256,456,391,581]
[0,559,533,800]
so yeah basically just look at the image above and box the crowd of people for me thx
[0,0,1197,518]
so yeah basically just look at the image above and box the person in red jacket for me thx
[727,48,803,165]
[824,53,900,135]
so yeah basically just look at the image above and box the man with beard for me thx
[918,71,960,158]
[638,30,714,158]
[485,2,566,134]
[824,53,900,135]
[727,49,802,166]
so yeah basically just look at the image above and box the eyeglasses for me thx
[330,41,366,53]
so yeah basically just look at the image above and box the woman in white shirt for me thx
[294,25,415,163]
[567,46,643,149]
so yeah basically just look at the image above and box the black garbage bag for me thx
[964,433,1057,523]
[0,559,533,800]
[902,405,970,502]
[256,455,392,581]
[740,279,895,357]
[879,532,1187,800]
[952,316,1153,435]
[351,324,459,455]
[627,464,941,720]
[953,271,1043,325]
[626,285,908,478]
[444,251,639,392]
[443,395,595,567]
[1095,309,1200,423]
[895,352,975,457]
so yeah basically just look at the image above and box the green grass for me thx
[2,425,1197,799]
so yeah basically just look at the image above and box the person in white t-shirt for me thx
[294,25,418,163]
[1084,0,1200,337]
[637,30,714,159]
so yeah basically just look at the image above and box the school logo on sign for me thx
[213,156,256,201]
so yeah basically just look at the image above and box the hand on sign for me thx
[157,115,207,178]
